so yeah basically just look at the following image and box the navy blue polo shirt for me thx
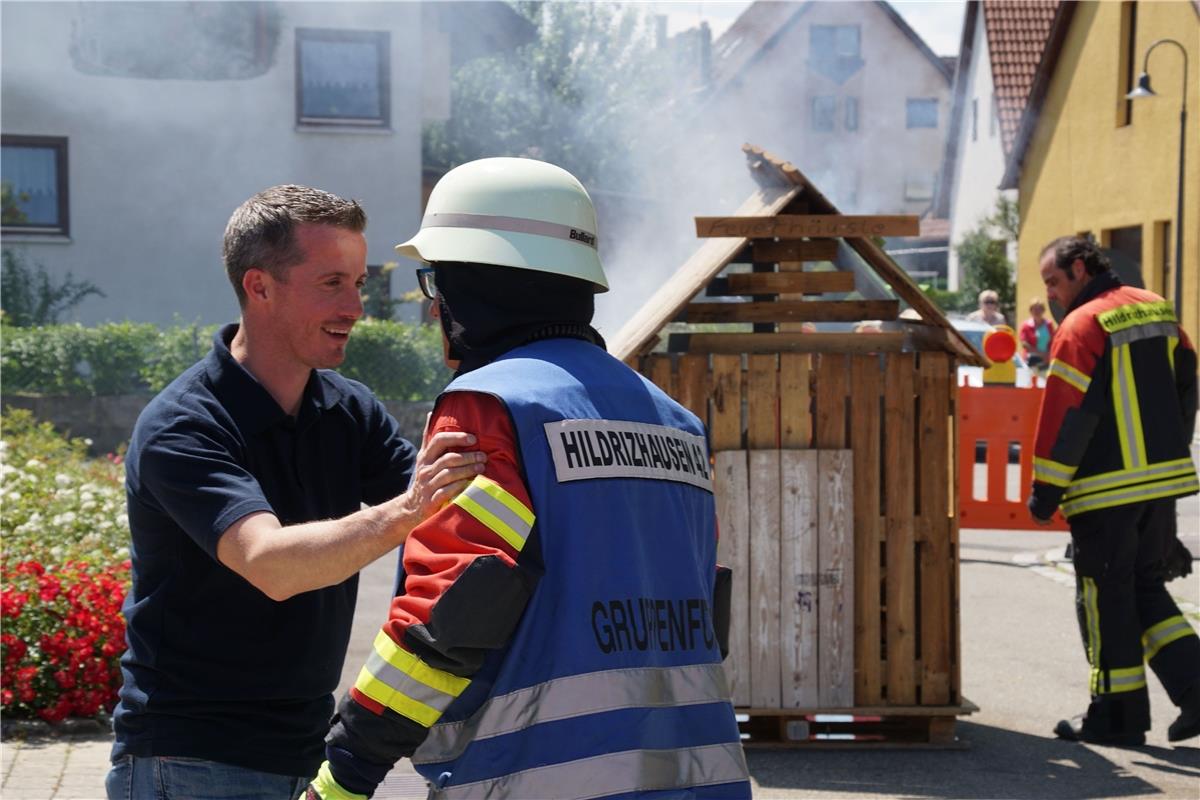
[112,324,417,777]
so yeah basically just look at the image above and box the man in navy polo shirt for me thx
[105,185,484,799]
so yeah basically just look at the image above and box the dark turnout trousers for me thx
[1070,498,1200,734]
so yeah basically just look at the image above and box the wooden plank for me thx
[715,450,751,707]
[676,354,709,423]
[710,355,743,451]
[814,354,848,449]
[841,235,986,366]
[716,271,855,296]
[746,355,779,449]
[751,239,839,263]
[780,450,819,708]
[645,354,674,396]
[696,215,920,239]
[884,354,918,705]
[779,354,811,448]
[818,450,855,708]
[684,300,899,324]
[671,332,909,356]
[918,353,953,705]
[749,450,782,708]
[850,355,884,705]
[610,184,801,361]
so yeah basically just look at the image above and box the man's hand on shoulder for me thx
[396,429,487,523]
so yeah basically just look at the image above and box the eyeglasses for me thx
[983,299,998,305]
[416,267,437,300]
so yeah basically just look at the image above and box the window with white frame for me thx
[1,136,69,235]
[296,28,390,127]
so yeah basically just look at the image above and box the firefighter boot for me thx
[1168,683,1200,742]
[1055,694,1147,746]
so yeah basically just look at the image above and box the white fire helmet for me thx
[395,157,608,292]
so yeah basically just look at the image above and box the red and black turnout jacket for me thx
[1030,271,1198,520]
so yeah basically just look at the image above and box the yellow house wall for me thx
[1016,1,1199,338]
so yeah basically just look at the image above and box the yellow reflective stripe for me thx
[355,630,469,727]
[1167,335,1178,376]
[1111,345,1146,468]
[356,671,442,727]
[1143,616,1198,661]
[1097,300,1176,334]
[1061,474,1200,517]
[451,476,535,552]
[1091,664,1147,694]
[1083,577,1101,694]
[1048,359,1091,393]
[310,762,368,800]
[1034,457,1075,487]
[1064,458,1198,499]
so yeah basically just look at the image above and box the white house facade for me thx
[2,1,425,326]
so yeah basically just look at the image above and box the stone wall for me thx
[1,395,434,455]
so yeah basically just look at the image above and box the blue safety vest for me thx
[412,338,750,799]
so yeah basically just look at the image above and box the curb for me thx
[0,714,111,740]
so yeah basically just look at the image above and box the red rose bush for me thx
[2,409,131,721]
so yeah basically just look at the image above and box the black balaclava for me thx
[433,261,606,376]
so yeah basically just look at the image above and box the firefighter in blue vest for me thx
[303,158,750,799]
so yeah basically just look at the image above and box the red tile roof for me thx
[983,1,1060,155]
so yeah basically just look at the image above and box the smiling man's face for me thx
[267,223,367,370]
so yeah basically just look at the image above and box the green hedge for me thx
[1,320,450,401]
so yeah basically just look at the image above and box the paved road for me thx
[4,508,1198,799]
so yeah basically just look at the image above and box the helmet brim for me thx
[395,226,608,292]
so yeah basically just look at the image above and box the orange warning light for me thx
[983,326,1018,363]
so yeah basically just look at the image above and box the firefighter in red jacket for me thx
[1030,235,1199,745]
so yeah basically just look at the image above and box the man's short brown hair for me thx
[222,185,366,306]
[1039,235,1111,278]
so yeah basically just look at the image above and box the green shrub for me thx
[1,408,131,720]
[340,319,452,402]
[1,322,159,396]
[1,320,449,401]
[141,323,222,394]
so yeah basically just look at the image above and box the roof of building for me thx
[710,1,953,96]
[983,0,1060,155]
[933,1,1059,215]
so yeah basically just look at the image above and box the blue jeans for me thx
[105,755,310,800]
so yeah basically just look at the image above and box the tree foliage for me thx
[423,1,670,189]
[956,196,1018,321]
[1,249,105,327]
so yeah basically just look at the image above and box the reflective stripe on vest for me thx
[1083,577,1101,694]
[1034,456,1075,487]
[1062,474,1200,517]
[413,663,732,766]
[451,475,535,552]
[354,630,470,728]
[1110,321,1179,347]
[1143,615,1198,661]
[1092,664,1147,695]
[1063,458,1197,500]
[1111,344,1146,469]
[431,742,749,800]
[1048,358,1091,394]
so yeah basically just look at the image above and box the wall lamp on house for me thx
[1126,38,1188,317]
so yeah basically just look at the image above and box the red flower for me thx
[1,590,28,618]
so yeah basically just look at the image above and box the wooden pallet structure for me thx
[610,144,987,747]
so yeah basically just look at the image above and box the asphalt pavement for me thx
[3,498,1198,799]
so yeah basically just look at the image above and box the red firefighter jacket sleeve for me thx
[319,391,540,796]
[1029,310,1106,518]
